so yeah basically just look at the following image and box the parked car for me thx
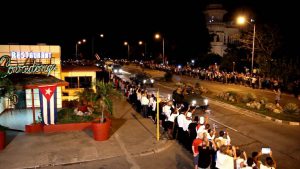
[129,73,154,87]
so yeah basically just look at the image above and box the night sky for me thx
[0,0,297,61]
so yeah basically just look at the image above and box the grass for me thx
[212,95,300,122]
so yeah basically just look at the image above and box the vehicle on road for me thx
[112,64,123,74]
[172,87,209,110]
[129,73,154,87]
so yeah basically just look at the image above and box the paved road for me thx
[123,64,300,169]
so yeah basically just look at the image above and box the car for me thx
[182,93,209,110]
[112,64,123,74]
[129,73,155,87]
[95,61,105,71]
[172,87,209,110]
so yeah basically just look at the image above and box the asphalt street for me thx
[124,64,300,169]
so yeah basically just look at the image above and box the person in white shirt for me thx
[216,145,237,169]
[259,151,276,169]
[141,92,149,118]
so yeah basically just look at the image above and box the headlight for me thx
[119,69,123,72]
[114,69,117,73]
[143,80,146,83]
[192,100,197,106]
[204,99,208,105]
[150,79,154,83]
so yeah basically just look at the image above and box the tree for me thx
[0,72,14,98]
[95,81,120,123]
[238,24,282,75]
[221,43,248,72]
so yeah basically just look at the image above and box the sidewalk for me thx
[0,97,173,169]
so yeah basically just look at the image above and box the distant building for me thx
[204,3,240,57]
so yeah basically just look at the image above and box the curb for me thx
[133,140,175,157]
[210,98,300,126]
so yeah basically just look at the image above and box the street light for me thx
[75,39,86,60]
[154,33,165,65]
[124,41,130,60]
[237,16,256,74]
[233,62,235,72]
[139,41,147,60]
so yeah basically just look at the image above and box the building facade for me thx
[204,4,240,57]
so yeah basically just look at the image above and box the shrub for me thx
[164,71,173,82]
[259,97,268,105]
[57,108,94,124]
[283,103,299,114]
[243,93,257,103]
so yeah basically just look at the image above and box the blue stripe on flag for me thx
[47,97,51,125]
[39,90,45,124]
[54,87,57,123]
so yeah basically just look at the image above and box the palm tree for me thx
[95,80,119,123]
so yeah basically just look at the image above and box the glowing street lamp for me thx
[154,33,165,65]
[237,16,256,74]
[139,40,147,59]
[76,39,86,59]
[124,41,130,60]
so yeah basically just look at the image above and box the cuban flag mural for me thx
[38,85,57,125]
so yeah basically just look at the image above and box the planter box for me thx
[25,124,44,133]
[92,118,112,141]
[0,131,5,150]
[43,122,93,133]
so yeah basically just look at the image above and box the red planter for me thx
[92,118,111,141]
[0,131,5,150]
[43,122,92,133]
[25,123,44,133]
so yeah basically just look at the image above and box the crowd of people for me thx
[143,62,300,101]
[110,72,276,169]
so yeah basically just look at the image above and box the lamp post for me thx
[237,16,255,74]
[76,39,86,60]
[139,41,147,60]
[124,41,130,60]
[233,61,235,72]
[92,34,104,59]
[155,33,165,65]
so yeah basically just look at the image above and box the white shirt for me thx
[152,100,157,111]
[141,96,149,106]
[177,114,185,128]
[182,118,192,131]
[216,151,234,169]
[260,164,275,169]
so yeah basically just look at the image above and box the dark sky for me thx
[0,0,297,61]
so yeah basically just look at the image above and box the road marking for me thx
[114,133,140,169]
[208,118,238,132]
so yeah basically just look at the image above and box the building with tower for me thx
[203,3,240,57]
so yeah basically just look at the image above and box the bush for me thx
[242,93,257,103]
[57,108,95,124]
[164,71,173,82]
[283,103,299,114]
[259,97,268,105]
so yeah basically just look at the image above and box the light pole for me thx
[92,34,104,58]
[76,39,86,60]
[237,16,255,74]
[155,33,165,65]
[139,41,147,60]
[233,62,235,72]
[124,41,130,60]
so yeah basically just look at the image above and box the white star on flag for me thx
[45,88,52,95]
